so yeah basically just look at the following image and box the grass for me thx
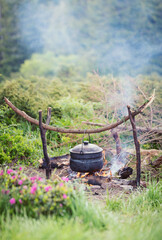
[0,181,161,240]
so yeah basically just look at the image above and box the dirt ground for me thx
[10,148,161,201]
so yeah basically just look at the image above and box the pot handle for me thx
[89,134,91,143]
[80,130,86,154]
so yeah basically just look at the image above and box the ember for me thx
[77,169,112,179]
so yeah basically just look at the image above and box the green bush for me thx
[0,79,38,118]
[19,52,92,80]
[0,105,18,125]
[0,126,42,165]
[57,97,94,119]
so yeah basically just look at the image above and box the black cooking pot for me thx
[70,141,103,172]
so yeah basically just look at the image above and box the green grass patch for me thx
[0,181,161,240]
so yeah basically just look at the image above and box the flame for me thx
[77,172,81,178]
[76,169,112,179]
[95,170,112,178]
[110,170,112,180]
[75,164,112,180]
[81,172,89,178]
[103,150,108,166]
[96,171,107,177]
[103,150,105,161]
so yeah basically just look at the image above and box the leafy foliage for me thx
[0,168,73,218]
[20,52,92,80]
[0,125,42,165]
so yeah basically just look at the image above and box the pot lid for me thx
[70,141,103,154]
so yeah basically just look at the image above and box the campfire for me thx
[74,151,112,179]
[39,149,136,200]
[40,147,133,190]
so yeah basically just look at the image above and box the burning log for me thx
[87,178,102,187]
[118,167,133,179]
[73,169,112,187]
[87,174,112,188]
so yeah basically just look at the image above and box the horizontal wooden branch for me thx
[82,122,162,135]
[4,91,155,134]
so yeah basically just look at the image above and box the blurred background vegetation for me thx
[0,0,161,165]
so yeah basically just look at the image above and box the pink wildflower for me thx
[23,185,28,189]
[1,189,10,194]
[19,167,22,171]
[18,180,23,185]
[61,177,69,182]
[59,182,64,187]
[30,183,37,194]
[60,203,63,207]
[63,194,67,199]
[1,189,5,194]
[7,169,13,174]
[11,175,16,180]
[19,199,22,204]
[9,198,16,205]
[0,170,3,176]
[38,177,43,181]
[44,185,52,192]
[30,176,37,181]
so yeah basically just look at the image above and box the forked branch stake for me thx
[127,105,141,187]
[39,109,51,179]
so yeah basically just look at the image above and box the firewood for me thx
[150,155,162,168]
[118,167,133,179]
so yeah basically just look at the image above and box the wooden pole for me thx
[127,106,141,187]
[45,107,51,133]
[39,110,51,179]
[111,129,122,155]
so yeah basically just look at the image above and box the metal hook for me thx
[80,129,86,154]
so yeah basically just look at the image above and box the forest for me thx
[0,1,162,240]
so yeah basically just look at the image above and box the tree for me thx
[0,0,29,76]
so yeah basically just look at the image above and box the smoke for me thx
[18,1,79,54]
[18,0,162,76]
[110,152,131,175]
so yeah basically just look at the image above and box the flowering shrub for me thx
[0,168,72,218]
